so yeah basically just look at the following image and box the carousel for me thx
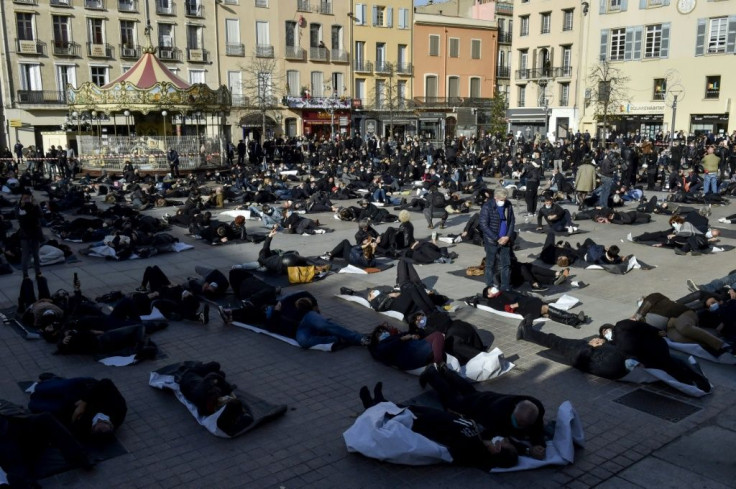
[67,42,231,173]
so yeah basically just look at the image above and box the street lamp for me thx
[162,110,168,148]
[124,110,131,136]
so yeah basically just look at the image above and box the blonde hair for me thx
[399,210,411,223]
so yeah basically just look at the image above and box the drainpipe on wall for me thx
[0,0,14,148]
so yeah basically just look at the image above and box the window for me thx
[644,24,662,58]
[228,71,243,100]
[332,72,344,96]
[189,69,205,84]
[469,77,481,98]
[53,16,71,43]
[518,85,526,107]
[311,71,324,97]
[519,50,528,78]
[56,65,76,90]
[286,70,299,96]
[256,21,271,52]
[309,23,321,48]
[257,71,272,100]
[397,44,407,69]
[19,64,42,91]
[397,80,406,107]
[647,0,663,6]
[354,3,366,25]
[449,38,459,58]
[447,76,459,99]
[373,6,385,27]
[375,79,385,107]
[563,9,574,31]
[355,78,365,101]
[425,75,438,98]
[609,0,622,10]
[376,42,386,70]
[520,16,529,36]
[120,21,136,48]
[158,23,173,47]
[88,18,104,44]
[561,46,572,75]
[186,25,202,49]
[331,25,343,50]
[653,78,666,100]
[90,66,108,86]
[540,13,551,34]
[471,39,481,59]
[429,35,439,56]
[285,21,297,48]
[398,8,409,29]
[610,28,625,61]
[705,75,720,99]
[560,83,570,106]
[17,13,35,41]
[708,17,727,53]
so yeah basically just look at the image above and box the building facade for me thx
[0,0,220,148]
[579,0,736,139]
[507,0,582,140]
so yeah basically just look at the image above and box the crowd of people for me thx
[1,127,736,484]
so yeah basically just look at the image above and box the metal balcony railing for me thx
[157,46,181,61]
[412,96,493,108]
[498,32,512,44]
[13,0,38,5]
[310,46,329,61]
[50,0,73,6]
[226,43,245,56]
[515,67,570,80]
[497,66,510,79]
[120,44,141,58]
[231,95,250,107]
[653,92,666,101]
[16,39,45,55]
[186,48,208,62]
[87,42,113,58]
[256,45,275,58]
[185,3,204,17]
[555,66,573,77]
[255,0,268,6]
[285,46,305,60]
[156,0,175,15]
[118,0,138,12]
[331,49,348,63]
[84,0,105,9]
[17,90,67,105]
[705,89,720,99]
[297,0,310,12]
[496,1,513,15]
[396,62,412,75]
[52,40,80,56]
[374,62,392,74]
[319,1,332,14]
[354,60,372,73]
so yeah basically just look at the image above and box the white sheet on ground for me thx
[344,401,583,471]
[140,307,166,321]
[231,321,333,351]
[620,364,711,397]
[148,371,229,437]
[550,294,580,311]
[170,242,194,252]
[39,245,65,266]
[665,338,736,365]
[0,467,7,485]
[219,210,251,220]
[98,354,138,367]
[336,294,405,320]
[338,264,369,274]
[476,303,550,321]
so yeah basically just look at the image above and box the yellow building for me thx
[0,0,219,148]
[579,0,736,139]
[351,0,415,139]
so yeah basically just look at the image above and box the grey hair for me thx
[494,188,509,199]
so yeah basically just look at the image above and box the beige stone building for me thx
[579,0,736,139]
[0,0,222,148]
[507,0,583,141]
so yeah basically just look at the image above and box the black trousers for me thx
[142,265,171,291]
[526,180,540,214]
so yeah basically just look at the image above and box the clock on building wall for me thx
[677,0,696,14]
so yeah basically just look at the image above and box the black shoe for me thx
[359,385,373,409]
[340,287,355,296]
[674,248,687,255]
[419,364,435,389]
[199,304,210,325]
[373,381,385,403]
[531,284,549,292]
[218,306,232,325]
[577,311,586,323]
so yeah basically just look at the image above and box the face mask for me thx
[603,330,613,341]
[510,415,519,430]
[706,230,713,239]
[544,204,552,209]
[495,199,505,207]
[672,223,682,232]
[378,331,390,342]
[417,316,427,329]
[709,303,720,312]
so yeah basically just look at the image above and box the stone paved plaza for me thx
[1,188,735,489]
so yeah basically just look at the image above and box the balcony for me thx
[187,48,209,62]
[555,66,573,78]
[120,44,141,59]
[118,0,138,12]
[354,60,372,73]
[16,39,45,56]
[297,0,310,12]
[50,0,73,6]
[412,96,493,109]
[375,62,392,74]
[255,0,268,6]
[256,44,274,58]
[515,67,570,81]
[285,46,305,60]
[497,66,510,79]
[331,49,349,63]
[496,1,513,15]
[17,90,67,105]
[283,95,352,109]
[87,42,113,58]
[705,89,720,100]
[396,62,412,75]
[226,43,245,56]
[223,0,238,4]
[319,1,332,14]
[156,0,175,15]
[310,46,329,61]
[157,46,181,61]
[185,3,204,17]
[498,31,512,44]
[84,0,105,9]
[653,92,666,101]
[231,95,250,107]
[13,0,38,5]
[52,40,80,57]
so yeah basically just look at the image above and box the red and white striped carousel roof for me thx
[104,51,190,90]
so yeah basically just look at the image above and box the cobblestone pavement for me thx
[1,187,734,488]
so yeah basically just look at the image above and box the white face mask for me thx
[417,316,427,329]
[705,230,713,239]
[544,204,552,209]
[603,330,613,341]
[378,331,390,342]
[672,223,682,232]
[495,199,505,207]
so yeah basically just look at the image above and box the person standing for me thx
[523,154,543,216]
[479,188,515,291]
[14,140,23,166]
[167,147,180,178]
[17,188,44,279]
[701,145,720,196]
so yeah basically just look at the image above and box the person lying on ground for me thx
[368,322,445,371]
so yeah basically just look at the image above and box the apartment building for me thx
[412,13,498,139]
[508,0,582,140]
[579,0,736,139]
[351,0,414,139]
[495,1,513,104]
[0,0,218,148]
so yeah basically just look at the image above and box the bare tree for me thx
[238,53,284,142]
[586,60,630,145]
[370,63,407,139]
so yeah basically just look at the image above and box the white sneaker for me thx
[454,236,463,243]
[431,231,437,242]
[334,214,341,220]
[315,229,326,234]
[718,217,727,223]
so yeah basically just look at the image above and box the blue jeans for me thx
[703,173,718,194]
[484,239,511,290]
[700,272,736,293]
[598,176,614,207]
[296,311,363,348]
[248,206,281,228]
